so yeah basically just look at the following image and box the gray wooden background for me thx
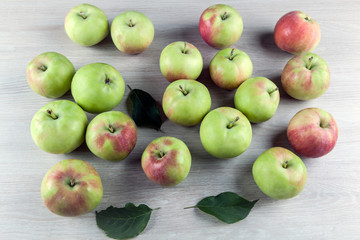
[1,0,359,239]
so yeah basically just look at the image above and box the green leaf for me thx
[189,192,258,224]
[127,85,162,130]
[96,203,156,239]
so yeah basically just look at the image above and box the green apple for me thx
[252,147,307,199]
[31,100,88,154]
[162,79,211,126]
[209,48,253,90]
[41,159,103,217]
[111,11,154,54]
[26,52,75,98]
[234,77,280,123]
[200,107,252,158]
[71,63,125,114]
[64,3,109,46]
[199,4,243,49]
[141,136,191,186]
[159,41,203,82]
[281,52,330,100]
[86,111,137,161]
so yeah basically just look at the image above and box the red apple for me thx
[287,108,338,158]
[141,136,191,186]
[274,11,321,55]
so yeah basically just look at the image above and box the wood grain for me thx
[1,0,360,239]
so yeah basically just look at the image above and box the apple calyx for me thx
[282,160,289,169]
[79,11,87,20]
[128,19,135,27]
[38,65,47,71]
[221,11,228,20]
[306,56,314,70]
[227,116,240,129]
[46,109,58,120]
[268,87,279,95]
[304,16,311,22]
[108,124,115,133]
[229,48,235,60]
[179,85,188,96]
[68,178,76,188]
[320,121,329,128]
[158,151,165,158]
[105,75,110,84]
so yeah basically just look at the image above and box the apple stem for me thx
[108,124,115,133]
[268,87,278,95]
[221,11,228,20]
[79,11,87,19]
[227,116,240,129]
[179,85,188,95]
[229,48,235,60]
[282,160,289,169]
[69,179,76,187]
[307,56,314,70]
[129,19,134,27]
[182,42,187,54]
[39,65,47,71]
[46,109,58,120]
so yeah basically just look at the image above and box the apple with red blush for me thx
[274,11,321,55]
[287,108,338,158]
[41,159,103,217]
[141,136,191,186]
[86,111,137,161]
[199,4,243,49]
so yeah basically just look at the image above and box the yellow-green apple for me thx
[287,108,338,158]
[234,77,280,123]
[200,107,252,158]
[31,100,88,154]
[86,111,137,161]
[26,52,75,98]
[64,3,109,46]
[159,41,203,82]
[141,136,191,186]
[111,11,154,54]
[71,63,125,114]
[41,159,103,217]
[162,79,211,126]
[274,11,321,55]
[252,147,307,199]
[210,48,253,90]
[281,52,330,100]
[199,4,243,49]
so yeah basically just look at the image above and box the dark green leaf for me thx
[127,85,162,130]
[191,192,258,224]
[96,203,155,239]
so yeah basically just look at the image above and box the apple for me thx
[200,107,252,158]
[209,48,253,90]
[159,41,203,82]
[31,100,88,154]
[26,52,75,98]
[234,77,280,123]
[252,147,307,199]
[86,111,137,161]
[281,52,330,100]
[111,11,154,54]
[274,11,321,55]
[41,159,103,217]
[162,79,211,126]
[199,4,243,49]
[64,3,109,46]
[287,108,338,158]
[71,63,125,114]
[141,136,191,186]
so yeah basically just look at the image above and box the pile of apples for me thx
[27,3,338,217]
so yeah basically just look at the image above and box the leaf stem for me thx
[152,207,161,211]
[127,84,133,91]
[184,206,197,209]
